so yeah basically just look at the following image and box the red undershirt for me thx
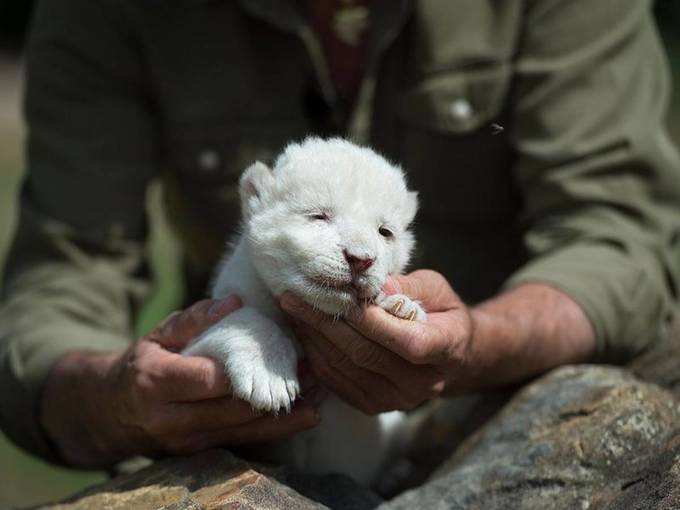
[305,0,372,108]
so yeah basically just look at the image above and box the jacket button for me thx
[198,149,220,171]
[449,98,473,121]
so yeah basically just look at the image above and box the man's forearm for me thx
[455,283,596,392]
[40,350,132,467]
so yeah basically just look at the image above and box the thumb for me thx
[384,270,461,313]
[147,295,243,350]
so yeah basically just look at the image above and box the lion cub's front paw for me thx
[227,360,300,414]
[377,293,427,322]
[219,327,301,413]
[183,309,300,414]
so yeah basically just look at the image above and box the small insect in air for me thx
[491,123,505,135]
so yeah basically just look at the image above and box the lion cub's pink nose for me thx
[343,250,375,273]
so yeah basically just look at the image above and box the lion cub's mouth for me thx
[309,275,355,291]
[307,276,378,302]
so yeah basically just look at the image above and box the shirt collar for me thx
[236,0,413,45]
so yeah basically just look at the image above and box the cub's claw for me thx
[228,362,299,413]
[377,293,427,322]
[390,299,404,316]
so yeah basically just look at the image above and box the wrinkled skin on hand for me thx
[42,297,321,467]
[115,298,322,454]
[281,270,473,415]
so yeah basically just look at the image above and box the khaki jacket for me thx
[2,0,680,461]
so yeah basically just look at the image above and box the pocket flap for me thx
[399,65,510,134]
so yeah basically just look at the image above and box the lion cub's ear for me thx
[404,191,419,224]
[239,161,275,219]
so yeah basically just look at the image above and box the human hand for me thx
[280,270,473,415]
[41,297,321,467]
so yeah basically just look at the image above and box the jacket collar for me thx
[236,0,413,53]
[236,0,414,141]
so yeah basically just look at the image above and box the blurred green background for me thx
[0,2,679,508]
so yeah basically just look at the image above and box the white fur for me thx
[183,137,426,485]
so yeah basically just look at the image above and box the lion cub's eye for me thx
[309,212,330,221]
[378,226,394,238]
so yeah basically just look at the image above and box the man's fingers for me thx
[138,343,232,401]
[169,397,264,430]
[188,405,321,450]
[283,292,438,376]
[148,295,243,350]
[297,326,405,414]
[300,312,425,378]
[348,308,457,365]
[302,337,375,413]
[284,295,386,369]
[385,270,461,313]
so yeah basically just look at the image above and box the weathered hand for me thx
[42,297,320,467]
[281,270,473,415]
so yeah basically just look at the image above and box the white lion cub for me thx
[183,137,426,485]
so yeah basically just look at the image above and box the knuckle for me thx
[133,372,154,394]
[350,343,383,368]
[425,374,446,396]
[131,367,161,403]
[131,342,149,361]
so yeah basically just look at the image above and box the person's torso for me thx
[132,0,527,303]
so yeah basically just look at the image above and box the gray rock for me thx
[382,365,680,510]
[34,357,680,509]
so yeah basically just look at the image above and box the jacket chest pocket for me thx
[396,65,520,224]
[162,119,310,261]
[165,119,309,206]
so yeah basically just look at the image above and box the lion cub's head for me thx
[240,137,418,316]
